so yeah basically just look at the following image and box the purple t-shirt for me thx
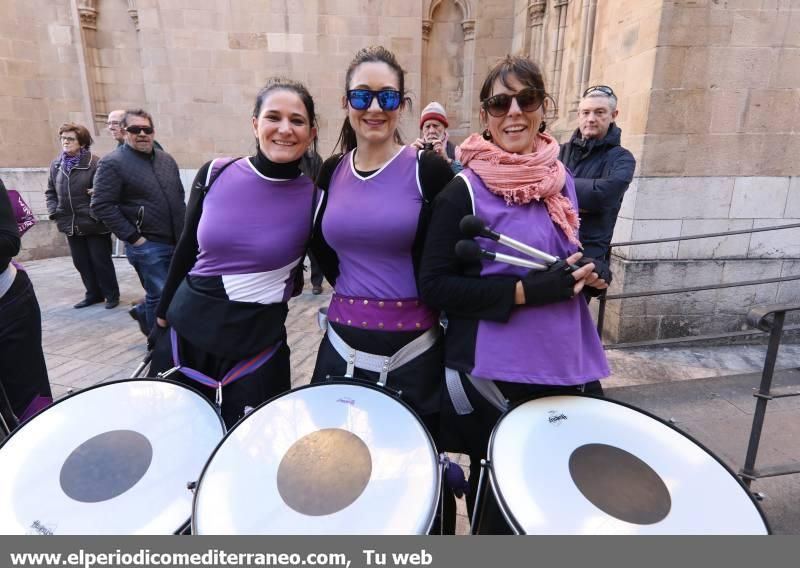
[190,158,318,304]
[462,168,609,385]
[322,146,423,299]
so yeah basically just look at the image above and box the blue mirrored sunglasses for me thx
[346,89,402,111]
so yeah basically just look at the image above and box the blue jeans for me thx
[125,240,174,332]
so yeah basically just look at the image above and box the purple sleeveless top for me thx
[461,168,609,385]
[190,158,318,304]
[322,146,423,299]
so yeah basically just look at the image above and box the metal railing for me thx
[739,303,800,486]
[596,222,800,349]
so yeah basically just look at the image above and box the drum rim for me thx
[0,377,226,535]
[485,392,772,535]
[0,377,226,453]
[191,379,442,535]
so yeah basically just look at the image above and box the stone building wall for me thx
[607,0,800,342]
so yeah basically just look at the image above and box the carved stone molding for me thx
[77,0,98,30]
[422,19,433,42]
[127,0,140,30]
[461,19,475,41]
[554,0,570,7]
[528,0,546,27]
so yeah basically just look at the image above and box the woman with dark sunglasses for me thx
[310,45,455,485]
[418,55,610,533]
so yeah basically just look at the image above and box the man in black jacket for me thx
[559,85,635,286]
[93,109,185,333]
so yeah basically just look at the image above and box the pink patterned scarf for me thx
[457,132,580,245]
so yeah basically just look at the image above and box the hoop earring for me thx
[482,128,492,141]
[538,121,546,133]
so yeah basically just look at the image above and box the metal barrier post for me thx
[596,291,607,337]
[740,310,784,486]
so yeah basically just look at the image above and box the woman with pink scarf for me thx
[419,56,609,533]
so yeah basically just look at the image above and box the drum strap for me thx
[164,328,282,406]
[444,368,510,415]
[320,310,439,385]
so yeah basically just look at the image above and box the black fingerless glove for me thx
[576,256,612,284]
[521,260,576,306]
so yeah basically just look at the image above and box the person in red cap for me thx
[413,102,462,173]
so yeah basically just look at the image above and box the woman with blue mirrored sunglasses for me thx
[309,47,459,533]
[345,89,402,111]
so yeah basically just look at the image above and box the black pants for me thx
[0,270,52,421]
[67,233,119,301]
[440,373,604,534]
[150,330,292,429]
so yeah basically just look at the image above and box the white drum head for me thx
[0,379,224,535]
[193,382,440,534]
[488,395,769,535]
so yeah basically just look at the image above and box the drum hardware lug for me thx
[754,492,766,501]
[158,366,180,379]
[186,481,197,492]
[668,417,676,424]
[215,384,223,407]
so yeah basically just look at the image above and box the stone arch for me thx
[421,0,475,142]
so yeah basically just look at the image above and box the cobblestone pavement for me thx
[19,256,800,535]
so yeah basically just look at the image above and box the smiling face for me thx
[252,89,316,163]
[345,61,403,147]
[481,74,546,155]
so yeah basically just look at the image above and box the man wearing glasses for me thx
[559,85,635,290]
[93,109,185,336]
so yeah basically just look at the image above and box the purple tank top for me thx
[322,146,423,299]
[190,158,318,303]
[462,168,609,385]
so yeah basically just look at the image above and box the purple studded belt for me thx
[326,293,438,331]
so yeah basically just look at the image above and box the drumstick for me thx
[460,215,560,265]
[455,239,546,270]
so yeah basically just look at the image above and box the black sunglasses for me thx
[346,89,402,111]
[583,85,615,98]
[125,125,154,135]
[481,88,544,117]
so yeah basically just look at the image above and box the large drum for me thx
[0,379,225,535]
[193,381,441,534]
[476,394,769,535]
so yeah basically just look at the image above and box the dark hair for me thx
[252,77,318,155]
[58,122,93,149]
[335,46,412,154]
[121,108,154,129]
[479,55,554,133]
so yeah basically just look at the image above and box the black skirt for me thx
[0,270,52,421]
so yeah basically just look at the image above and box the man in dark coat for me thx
[93,109,185,333]
[559,86,635,285]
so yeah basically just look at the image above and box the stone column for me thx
[127,0,140,31]
[74,0,104,131]
[527,0,546,62]
[461,18,476,136]
[571,0,598,113]
[550,0,569,102]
